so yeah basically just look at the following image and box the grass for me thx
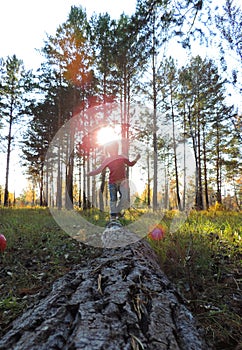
[0,207,102,335]
[0,207,241,349]
[148,209,242,350]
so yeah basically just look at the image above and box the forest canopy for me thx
[0,0,241,211]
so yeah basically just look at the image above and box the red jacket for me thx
[106,157,136,183]
[88,155,136,184]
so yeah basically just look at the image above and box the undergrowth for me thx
[0,207,241,349]
[148,210,242,350]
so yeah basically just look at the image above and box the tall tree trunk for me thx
[78,160,82,208]
[202,124,209,210]
[83,158,87,209]
[56,74,63,209]
[147,149,151,207]
[65,151,74,210]
[216,122,222,204]
[56,148,62,209]
[39,162,44,206]
[171,103,181,210]
[99,171,106,212]
[4,111,13,207]
[182,112,187,211]
[197,115,203,210]
[152,18,158,210]
[164,164,169,209]
[187,107,200,210]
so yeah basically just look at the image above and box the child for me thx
[88,141,140,220]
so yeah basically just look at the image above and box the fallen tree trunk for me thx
[0,230,210,350]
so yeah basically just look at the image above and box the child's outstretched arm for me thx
[135,153,141,162]
[125,153,141,167]
[87,165,104,176]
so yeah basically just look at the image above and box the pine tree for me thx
[41,6,95,209]
[0,55,34,206]
[178,56,233,209]
[22,99,58,206]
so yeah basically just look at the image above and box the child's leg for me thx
[116,179,130,213]
[108,183,118,218]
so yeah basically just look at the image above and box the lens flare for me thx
[148,225,165,241]
[97,126,120,145]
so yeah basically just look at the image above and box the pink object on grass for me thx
[0,234,7,252]
[148,225,165,240]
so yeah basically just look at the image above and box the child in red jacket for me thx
[88,141,140,220]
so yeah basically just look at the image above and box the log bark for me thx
[0,230,210,350]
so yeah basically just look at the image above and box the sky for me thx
[0,0,137,197]
[0,0,137,70]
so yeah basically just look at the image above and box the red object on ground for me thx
[148,225,165,241]
[0,234,7,252]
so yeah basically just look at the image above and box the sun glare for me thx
[97,126,120,146]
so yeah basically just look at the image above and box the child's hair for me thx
[104,141,119,156]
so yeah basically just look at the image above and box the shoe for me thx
[117,211,125,219]
[106,218,122,228]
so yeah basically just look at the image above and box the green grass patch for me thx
[0,207,102,335]
[148,210,241,350]
[0,207,241,349]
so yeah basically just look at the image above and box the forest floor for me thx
[0,208,241,349]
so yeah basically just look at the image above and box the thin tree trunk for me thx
[197,115,203,210]
[39,161,45,206]
[187,107,200,210]
[216,122,222,204]
[65,151,74,210]
[202,124,209,210]
[99,171,106,212]
[171,102,181,210]
[152,20,158,210]
[4,112,13,207]
[147,149,151,207]
[56,148,62,209]
[183,112,187,211]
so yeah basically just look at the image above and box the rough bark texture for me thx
[0,230,210,350]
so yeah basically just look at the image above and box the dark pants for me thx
[109,180,129,218]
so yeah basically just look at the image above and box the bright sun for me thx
[97,126,120,146]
